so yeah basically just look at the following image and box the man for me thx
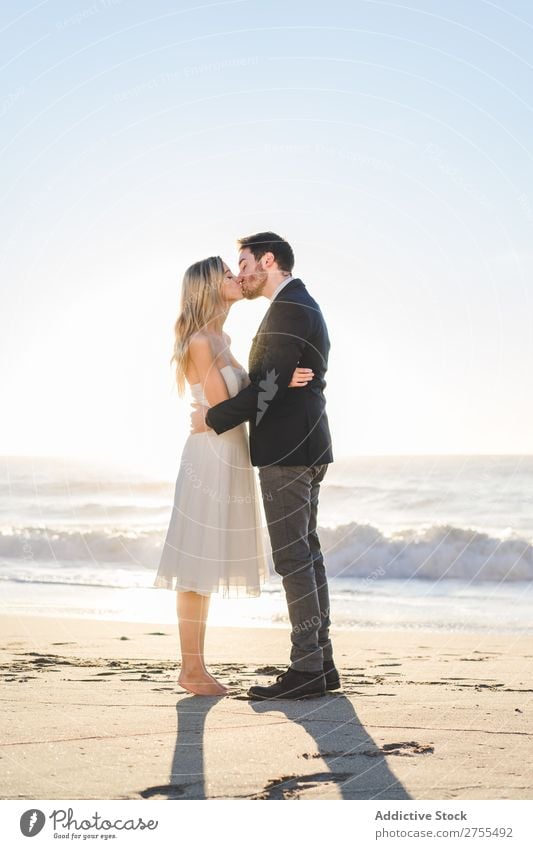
[192,231,339,700]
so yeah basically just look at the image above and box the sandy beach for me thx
[0,614,531,800]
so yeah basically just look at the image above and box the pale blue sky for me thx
[1,0,532,474]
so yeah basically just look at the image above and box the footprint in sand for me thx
[300,741,434,759]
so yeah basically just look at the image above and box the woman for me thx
[154,256,313,695]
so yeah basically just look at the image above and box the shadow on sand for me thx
[140,694,223,799]
[140,691,411,799]
[248,694,412,799]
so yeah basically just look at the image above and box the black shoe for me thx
[248,667,326,700]
[276,660,341,692]
[323,659,341,691]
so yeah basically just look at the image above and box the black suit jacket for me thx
[205,278,334,467]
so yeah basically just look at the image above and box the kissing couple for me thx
[154,231,339,700]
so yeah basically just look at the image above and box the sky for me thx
[1,0,532,477]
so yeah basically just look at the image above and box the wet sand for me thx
[1,614,531,800]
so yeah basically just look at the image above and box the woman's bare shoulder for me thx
[188,331,213,353]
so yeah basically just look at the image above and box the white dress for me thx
[154,364,269,597]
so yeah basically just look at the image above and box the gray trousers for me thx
[258,463,333,672]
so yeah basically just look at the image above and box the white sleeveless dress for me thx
[153,364,269,597]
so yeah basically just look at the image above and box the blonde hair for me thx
[171,256,228,396]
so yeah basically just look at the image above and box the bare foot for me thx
[178,669,228,696]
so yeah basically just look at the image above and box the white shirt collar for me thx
[269,274,294,302]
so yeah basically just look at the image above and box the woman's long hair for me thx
[171,256,228,396]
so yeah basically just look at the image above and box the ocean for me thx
[1,454,532,634]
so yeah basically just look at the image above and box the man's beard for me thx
[241,271,268,300]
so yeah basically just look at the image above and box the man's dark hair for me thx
[237,231,294,272]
